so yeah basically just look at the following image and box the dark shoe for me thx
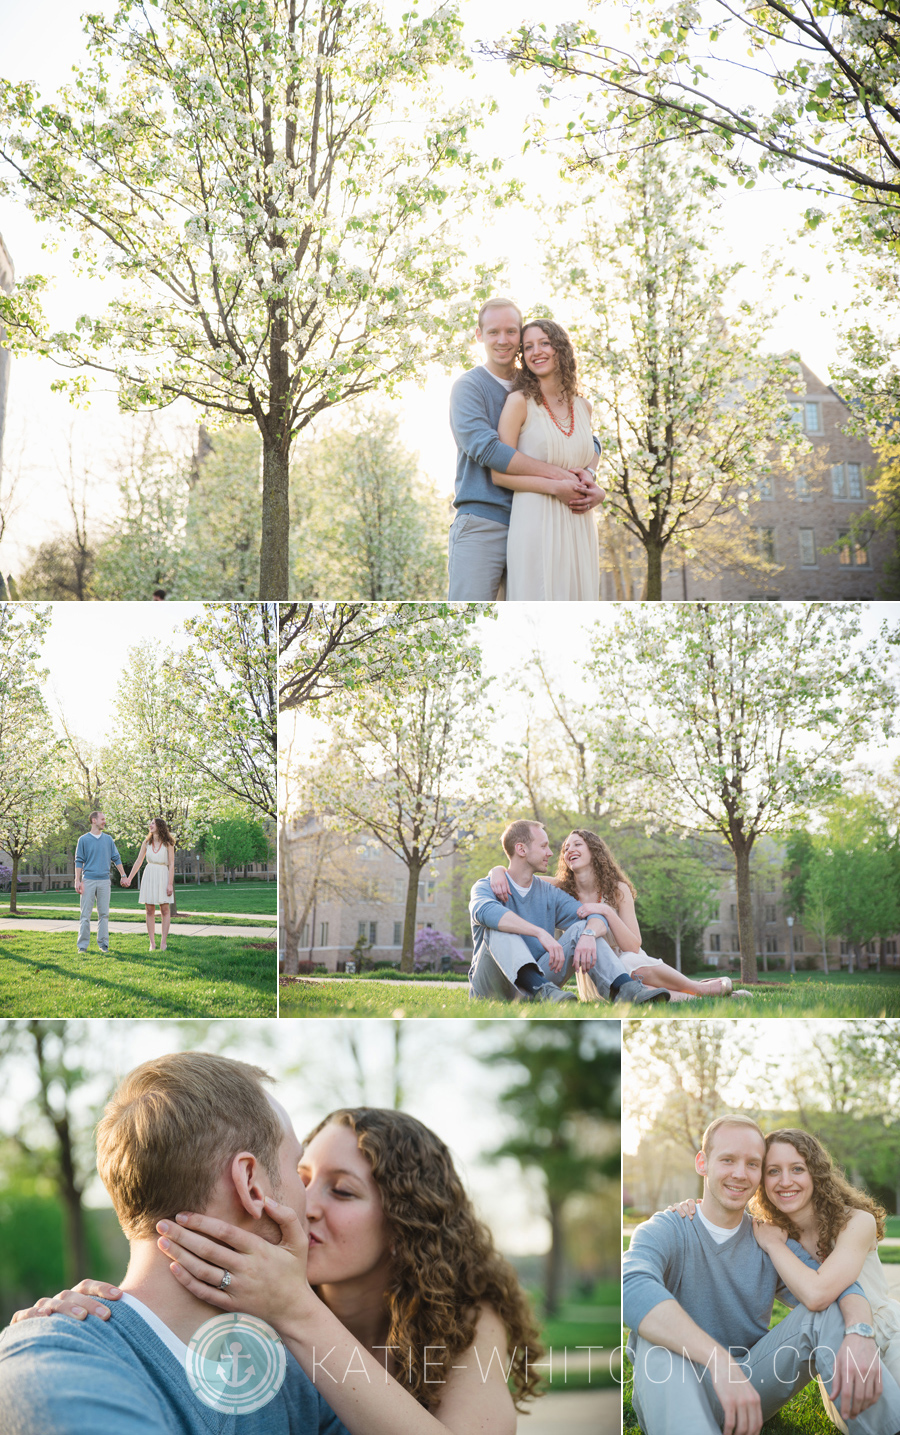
[612,980,670,1005]
[534,982,577,1004]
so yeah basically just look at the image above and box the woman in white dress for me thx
[672,1128,900,1434]
[490,828,740,999]
[124,816,176,952]
[491,319,601,600]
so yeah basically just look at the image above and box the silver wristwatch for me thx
[843,1323,875,1338]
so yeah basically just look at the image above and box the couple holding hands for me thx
[74,812,175,955]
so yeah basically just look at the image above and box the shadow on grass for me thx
[0,933,276,1017]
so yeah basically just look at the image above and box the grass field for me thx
[278,970,900,1018]
[10,881,277,915]
[0,930,276,1016]
[541,1286,621,1392]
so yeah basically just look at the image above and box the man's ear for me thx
[695,1150,707,1179]
[230,1150,271,1220]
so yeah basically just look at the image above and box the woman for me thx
[124,817,176,952]
[490,827,743,1000]
[12,1108,543,1435]
[491,319,601,601]
[672,1128,900,1433]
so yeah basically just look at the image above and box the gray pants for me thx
[78,879,111,952]
[447,513,508,600]
[468,919,629,1002]
[631,1300,900,1435]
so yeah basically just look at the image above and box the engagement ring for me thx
[218,1270,232,1290]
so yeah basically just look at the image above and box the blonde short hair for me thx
[477,297,523,330]
[701,1114,765,1157]
[501,820,544,859]
[96,1051,283,1240]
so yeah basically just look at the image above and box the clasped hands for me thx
[566,468,606,514]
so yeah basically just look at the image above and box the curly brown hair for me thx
[150,816,175,848]
[512,318,580,406]
[751,1128,885,1259]
[554,829,636,913]
[303,1108,544,1411]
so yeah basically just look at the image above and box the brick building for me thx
[599,360,892,599]
[280,814,459,971]
[0,842,275,893]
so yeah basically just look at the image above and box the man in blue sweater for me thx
[447,298,605,599]
[0,1051,350,1435]
[624,1115,900,1435]
[468,820,668,1005]
[74,811,128,955]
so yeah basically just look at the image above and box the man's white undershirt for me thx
[485,371,514,393]
[120,1291,190,1364]
[507,875,534,898]
[694,1205,742,1244]
[88,830,103,840]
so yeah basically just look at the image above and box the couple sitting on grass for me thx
[74,811,176,956]
[624,1116,900,1435]
[468,820,749,1005]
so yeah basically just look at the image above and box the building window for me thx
[417,878,435,905]
[831,464,847,498]
[756,527,776,561]
[804,401,820,433]
[393,921,402,946]
[886,939,897,956]
[798,529,816,567]
[731,932,740,951]
[757,475,774,499]
[319,921,329,947]
[709,933,720,952]
[730,904,737,921]
[765,904,776,924]
[765,935,778,954]
[369,921,377,945]
[838,530,870,567]
[358,920,367,940]
[795,471,811,500]
[847,463,862,498]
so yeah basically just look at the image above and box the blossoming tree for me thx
[0,0,501,595]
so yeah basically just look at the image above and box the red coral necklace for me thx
[540,393,575,437]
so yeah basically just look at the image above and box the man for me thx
[447,297,605,600]
[468,819,669,1005]
[624,1114,900,1435]
[74,811,128,956]
[0,1051,350,1435]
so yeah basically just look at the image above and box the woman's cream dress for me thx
[139,841,171,905]
[817,1246,900,1433]
[506,395,599,601]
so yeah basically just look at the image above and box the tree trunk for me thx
[674,928,682,973]
[400,859,424,975]
[645,542,664,601]
[544,1196,565,1318]
[733,839,759,984]
[260,434,290,598]
[283,925,300,975]
[9,851,19,914]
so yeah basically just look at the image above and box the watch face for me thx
[846,1324,875,1338]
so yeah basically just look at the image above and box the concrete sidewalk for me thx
[1,919,276,940]
[16,905,274,920]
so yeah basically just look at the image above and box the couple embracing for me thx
[626,1115,900,1435]
[448,298,606,601]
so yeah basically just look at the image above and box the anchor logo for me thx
[186,1314,286,1413]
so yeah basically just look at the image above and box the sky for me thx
[621,1018,896,1155]
[35,600,203,745]
[285,601,900,781]
[0,1016,621,1257]
[0,0,869,572]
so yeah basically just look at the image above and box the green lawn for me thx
[10,881,277,915]
[279,970,900,1018]
[0,930,276,1016]
[539,1286,621,1392]
[279,978,620,1019]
